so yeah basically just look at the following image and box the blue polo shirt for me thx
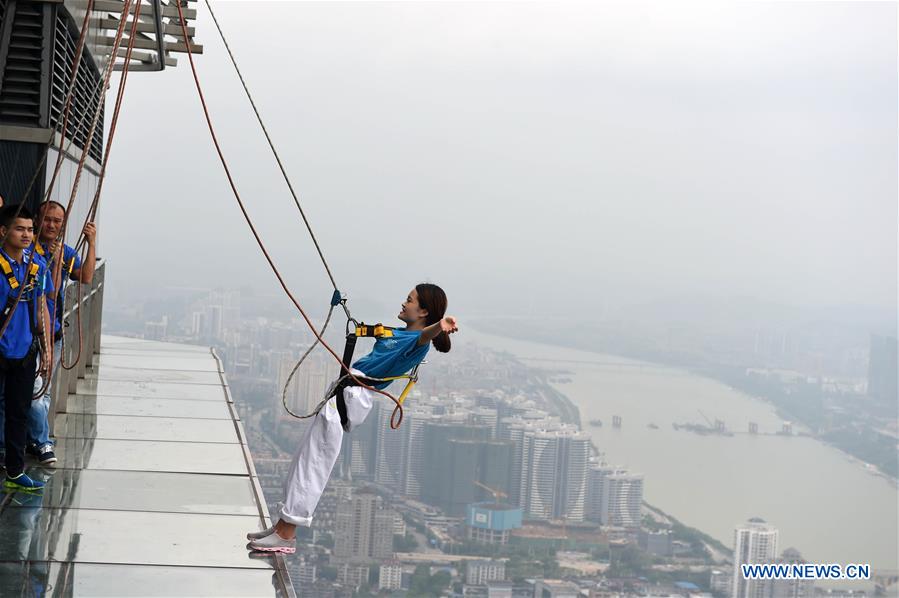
[352,329,430,389]
[37,242,81,333]
[0,248,53,359]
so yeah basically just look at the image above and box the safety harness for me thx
[333,322,422,431]
[0,251,46,373]
[36,241,77,340]
[0,252,40,326]
[35,242,77,277]
[280,290,424,430]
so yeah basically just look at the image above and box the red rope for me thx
[36,0,133,382]
[40,0,97,211]
[61,0,143,371]
[173,2,407,428]
[0,0,100,377]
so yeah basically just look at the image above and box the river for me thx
[467,328,898,576]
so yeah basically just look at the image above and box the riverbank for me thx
[474,320,898,482]
[524,356,731,565]
[468,326,897,578]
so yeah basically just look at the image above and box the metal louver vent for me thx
[0,1,45,127]
[50,7,104,164]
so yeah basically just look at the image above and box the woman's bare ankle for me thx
[274,519,296,540]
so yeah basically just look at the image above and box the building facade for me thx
[333,490,395,562]
[732,518,779,598]
[601,472,644,528]
[466,559,507,585]
[378,562,403,591]
[519,428,590,521]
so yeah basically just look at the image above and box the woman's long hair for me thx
[416,283,451,353]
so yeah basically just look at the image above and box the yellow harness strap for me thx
[351,323,418,405]
[354,323,394,338]
[36,243,77,276]
[0,254,38,291]
[0,256,17,289]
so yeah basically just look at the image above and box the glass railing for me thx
[49,258,105,423]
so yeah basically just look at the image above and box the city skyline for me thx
[102,282,898,596]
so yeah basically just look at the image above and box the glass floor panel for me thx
[93,354,220,372]
[0,508,270,568]
[0,335,291,596]
[0,562,287,598]
[3,469,260,515]
[76,379,228,401]
[50,438,249,474]
[66,395,233,419]
[54,413,240,443]
[99,336,210,353]
[84,367,224,385]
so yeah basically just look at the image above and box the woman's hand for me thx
[440,316,458,334]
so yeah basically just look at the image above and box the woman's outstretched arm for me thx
[417,316,458,346]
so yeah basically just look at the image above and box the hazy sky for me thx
[98,1,897,321]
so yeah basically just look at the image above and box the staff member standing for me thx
[30,201,96,465]
[0,206,53,491]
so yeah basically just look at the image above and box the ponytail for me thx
[433,330,451,353]
[415,283,451,353]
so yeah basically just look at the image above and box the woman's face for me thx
[398,288,428,324]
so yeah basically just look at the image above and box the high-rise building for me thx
[470,406,500,438]
[499,418,532,506]
[334,490,395,562]
[379,562,403,591]
[206,304,224,340]
[710,570,731,597]
[289,561,317,586]
[519,428,590,521]
[190,311,205,337]
[336,564,370,590]
[768,548,814,598]
[372,401,449,495]
[601,472,644,528]
[466,560,506,585]
[466,503,523,545]
[372,398,448,491]
[310,481,352,538]
[732,518,779,598]
[585,464,625,523]
[144,316,168,340]
[401,410,439,498]
[499,415,558,507]
[420,421,512,515]
[278,353,330,419]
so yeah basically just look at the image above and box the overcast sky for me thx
[98,1,897,322]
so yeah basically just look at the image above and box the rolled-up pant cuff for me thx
[278,504,313,527]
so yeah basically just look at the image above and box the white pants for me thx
[278,371,376,526]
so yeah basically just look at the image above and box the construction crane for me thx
[473,480,507,503]
[697,409,713,427]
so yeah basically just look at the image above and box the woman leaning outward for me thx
[247,283,458,553]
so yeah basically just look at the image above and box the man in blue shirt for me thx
[0,206,53,491]
[0,201,94,466]
[26,201,96,464]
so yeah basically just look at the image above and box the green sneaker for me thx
[4,473,45,492]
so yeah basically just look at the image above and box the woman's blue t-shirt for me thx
[352,329,429,389]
